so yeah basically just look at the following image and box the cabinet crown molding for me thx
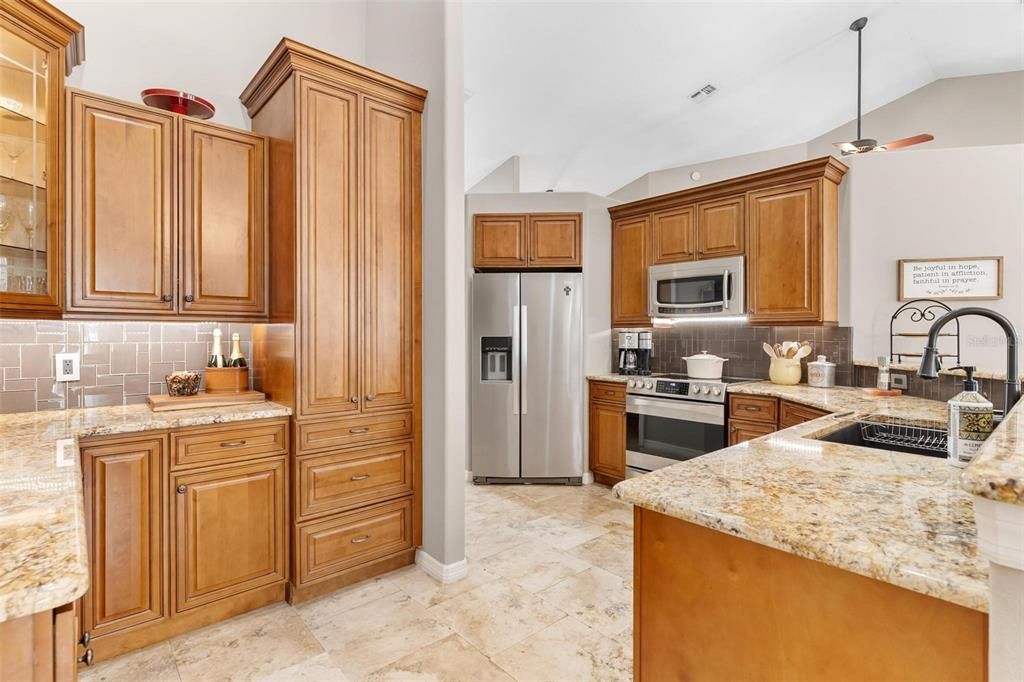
[240,37,428,118]
[3,0,84,74]
[608,155,848,220]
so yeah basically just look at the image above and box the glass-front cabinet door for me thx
[0,22,61,315]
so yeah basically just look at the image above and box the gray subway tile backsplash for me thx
[0,321,253,414]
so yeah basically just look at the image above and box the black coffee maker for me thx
[636,330,652,375]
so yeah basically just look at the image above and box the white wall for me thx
[468,156,520,194]
[57,1,366,130]
[847,144,1024,373]
[365,1,466,568]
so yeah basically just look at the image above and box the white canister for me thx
[807,355,836,388]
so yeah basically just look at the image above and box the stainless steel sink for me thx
[812,416,948,459]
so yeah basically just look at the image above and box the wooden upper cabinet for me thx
[651,205,696,265]
[68,91,176,315]
[297,77,361,418]
[80,435,166,641]
[180,120,267,318]
[473,214,528,268]
[172,457,286,613]
[528,213,581,267]
[697,195,744,258]
[611,215,651,327]
[473,212,582,269]
[362,97,415,413]
[747,180,829,324]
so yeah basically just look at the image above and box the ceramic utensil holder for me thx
[769,357,802,385]
[204,367,249,393]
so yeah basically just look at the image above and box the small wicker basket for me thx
[165,371,201,397]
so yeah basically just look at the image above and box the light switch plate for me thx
[891,373,908,390]
[55,352,80,382]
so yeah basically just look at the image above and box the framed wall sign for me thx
[898,257,1003,301]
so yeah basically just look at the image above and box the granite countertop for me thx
[614,382,989,612]
[0,401,292,623]
[960,400,1024,504]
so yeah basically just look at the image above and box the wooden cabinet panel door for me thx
[728,419,776,445]
[68,91,175,314]
[528,214,581,267]
[172,458,286,612]
[298,77,361,417]
[180,121,267,318]
[473,215,528,268]
[747,181,821,323]
[697,195,744,258]
[361,97,416,413]
[611,216,651,327]
[651,206,696,265]
[589,399,625,479]
[81,436,166,640]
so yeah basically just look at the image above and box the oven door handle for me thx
[626,395,724,425]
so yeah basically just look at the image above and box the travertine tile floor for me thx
[82,482,634,682]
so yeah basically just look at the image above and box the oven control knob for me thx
[712,387,721,396]
[627,379,636,388]
[644,381,654,389]
[701,386,711,394]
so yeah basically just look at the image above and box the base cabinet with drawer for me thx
[728,394,831,445]
[588,379,627,485]
[77,418,289,664]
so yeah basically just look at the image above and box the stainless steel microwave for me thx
[647,255,744,319]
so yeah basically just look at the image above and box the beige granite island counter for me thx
[615,382,989,680]
[0,401,292,624]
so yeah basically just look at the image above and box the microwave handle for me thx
[723,269,730,311]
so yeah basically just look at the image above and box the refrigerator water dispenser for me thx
[481,337,512,382]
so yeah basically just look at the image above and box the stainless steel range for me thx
[625,374,754,477]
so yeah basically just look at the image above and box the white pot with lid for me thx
[683,350,728,380]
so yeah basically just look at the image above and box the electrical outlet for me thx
[55,352,80,382]
[891,373,908,390]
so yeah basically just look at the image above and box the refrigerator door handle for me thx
[512,305,520,415]
[521,305,528,415]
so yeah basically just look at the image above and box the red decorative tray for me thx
[141,88,215,119]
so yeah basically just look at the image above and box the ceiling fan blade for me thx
[878,133,934,151]
[833,141,859,155]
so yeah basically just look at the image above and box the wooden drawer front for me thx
[171,419,288,469]
[298,442,413,521]
[296,498,413,585]
[590,381,626,404]
[297,412,412,454]
[779,400,830,428]
[729,394,778,424]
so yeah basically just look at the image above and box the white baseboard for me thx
[465,469,474,482]
[582,471,594,485]
[415,549,468,584]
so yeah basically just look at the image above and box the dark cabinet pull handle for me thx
[184,294,195,303]
[79,650,94,666]
[351,535,371,544]
[220,440,247,448]
[350,474,370,481]
[177,484,187,494]
[744,405,761,411]
[349,427,369,434]
[161,294,172,302]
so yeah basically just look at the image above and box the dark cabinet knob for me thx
[79,649,94,666]
[184,294,195,303]
[176,484,187,494]
[161,294,172,302]
[80,632,90,647]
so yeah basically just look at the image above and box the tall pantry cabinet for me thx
[241,39,425,603]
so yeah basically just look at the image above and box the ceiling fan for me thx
[833,17,934,156]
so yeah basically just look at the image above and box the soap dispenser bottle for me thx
[947,366,994,467]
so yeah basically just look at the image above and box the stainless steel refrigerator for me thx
[471,272,583,483]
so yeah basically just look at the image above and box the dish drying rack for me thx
[858,414,948,454]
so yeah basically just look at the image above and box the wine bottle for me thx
[207,328,228,368]
[229,332,247,368]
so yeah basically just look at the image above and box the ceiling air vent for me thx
[689,83,717,102]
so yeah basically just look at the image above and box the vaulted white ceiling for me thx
[464,1,1024,195]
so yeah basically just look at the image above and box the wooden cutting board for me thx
[147,390,266,412]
